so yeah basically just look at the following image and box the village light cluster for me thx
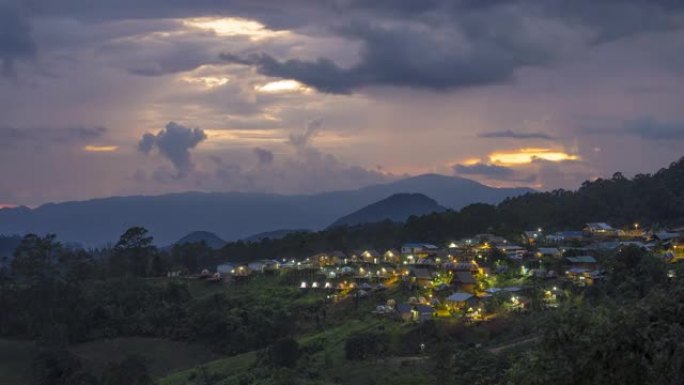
[200,222,683,324]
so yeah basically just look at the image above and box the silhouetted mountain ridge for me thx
[175,231,227,249]
[0,174,533,246]
[330,193,447,227]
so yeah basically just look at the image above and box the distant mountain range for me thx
[174,231,227,249]
[0,174,532,246]
[330,193,447,228]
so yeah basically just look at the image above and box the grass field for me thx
[71,337,221,378]
[158,351,257,385]
[0,337,221,385]
[157,317,409,385]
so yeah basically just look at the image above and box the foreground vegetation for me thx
[1,158,684,384]
[1,229,682,385]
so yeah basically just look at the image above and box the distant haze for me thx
[0,174,531,246]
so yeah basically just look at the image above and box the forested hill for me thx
[495,156,684,231]
[218,157,684,262]
[329,193,447,228]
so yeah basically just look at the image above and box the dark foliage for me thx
[267,338,301,368]
[344,332,390,360]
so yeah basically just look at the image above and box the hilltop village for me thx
[195,222,684,323]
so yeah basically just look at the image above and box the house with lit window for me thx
[445,292,477,310]
[407,266,434,288]
[247,260,280,273]
[361,249,382,264]
[536,247,562,258]
[584,223,618,237]
[565,256,603,285]
[401,243,440,257]
[396,303,434,323]
[665,240,684,262]
[311,252,337,267]
[565,255,598,269]
[384,249,401,264]
[452,271,477,293]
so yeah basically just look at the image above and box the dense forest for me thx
[0,230,325,385]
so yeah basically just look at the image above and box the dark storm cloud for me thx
[253,147,274,165]
[478,130,556,140]
[547,0,684,43]
[219,0,684,93]
[583,117,684,140]
[26,0,682,32]
[0,125,106,148]
[121,39,223,77]
[25,0,325,30]
[14,0,684,91]
[0,2,36,77]
[623,117,684,140]
[138,122,207,177]
[344,0,684,40]
[221,13,556,94]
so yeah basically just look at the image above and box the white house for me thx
[401,243,439,255]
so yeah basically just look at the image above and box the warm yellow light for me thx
[180,75,230,88]
[84,145,118,152]
[489,148,579,165]
[460,157,481,166]
[256,79,310,93]
[183,17,290,40]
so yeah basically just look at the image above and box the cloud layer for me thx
[0,0,683,205]
[479,130,556,140]
[139,122,207,177]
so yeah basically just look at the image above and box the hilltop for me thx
[330,193,447,228]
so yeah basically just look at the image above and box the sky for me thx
[1,0,684,207]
